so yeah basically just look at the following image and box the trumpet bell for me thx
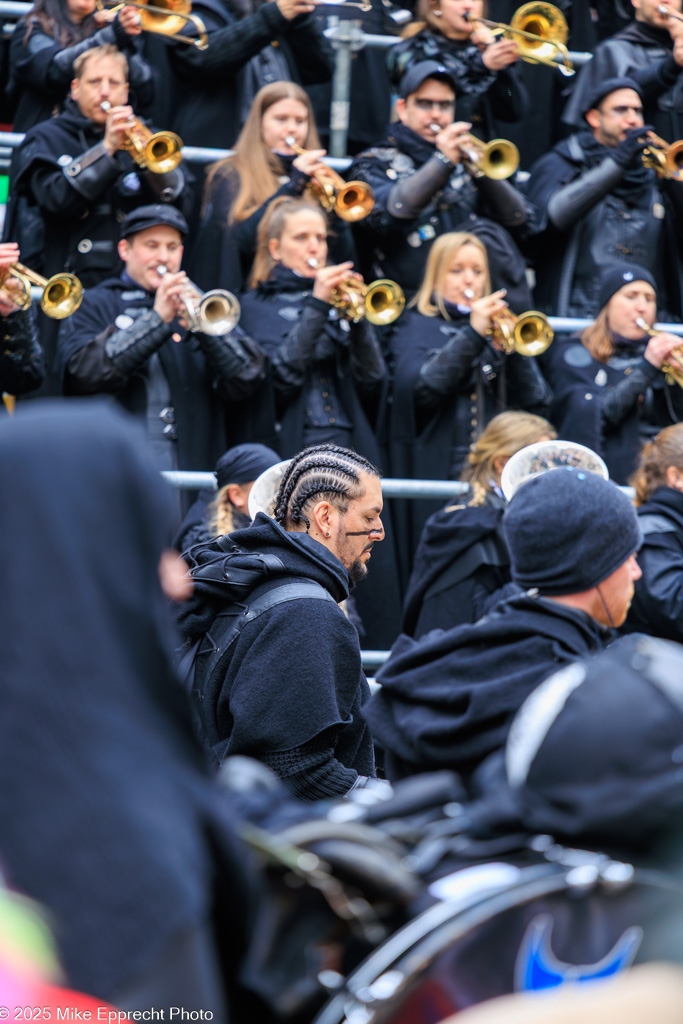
[41,273,83,319]
[665,140,683,180]
[137,0,191,33]
[480,138,520,180]
[335,181,375,222]
[510,1,568,57]
[514,310,554,356]
[143,131,184,174]
[364,279,405,326]
[196,290,240,335]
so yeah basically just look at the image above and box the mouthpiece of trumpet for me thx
[429,123,441,134]
[464,288,475,300]
[306,258,319,269]
[156,265,168,275]
[100,100,111,112]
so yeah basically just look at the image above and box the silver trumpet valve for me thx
[156,265,240,335]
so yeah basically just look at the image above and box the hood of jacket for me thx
[178,512,351,639]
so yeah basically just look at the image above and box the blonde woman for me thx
[403,410,555,637]
[386,0,527,142]
[192,81,349,294]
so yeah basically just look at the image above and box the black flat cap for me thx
[120,204,189,240]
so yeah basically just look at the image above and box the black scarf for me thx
[387,121,439,166]
[574,129,654,207]
[256,261,314,297]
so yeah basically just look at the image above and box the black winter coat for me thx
[8,16,154,132]
[623,486,683,641]
[387,305,551,585]
[402,489,510,637]
[56,274,265,474]
[143,0,332,150]
[0,307,45,398]
[524,131,683,319]
[238,265,403,648]
[563,21,683,143]
[364,591,608,785]
[541,333,683,484]
[178,513,376,800]
[348,121,531,292]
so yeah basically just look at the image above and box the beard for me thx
[348,557,369,586]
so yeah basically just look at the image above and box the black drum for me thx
[313,853,683,1024]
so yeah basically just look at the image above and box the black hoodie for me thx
[178,513,375,799]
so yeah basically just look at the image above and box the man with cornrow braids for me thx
[178,444,385,800]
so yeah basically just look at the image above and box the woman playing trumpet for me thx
[543,262,683,484]
[0,242,45,405]
[238,196,401,646]
[387,231,552,580]
[192,82,354,295]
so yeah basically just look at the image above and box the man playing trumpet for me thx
[57,205,264,505]
[349,60,532,301]
[0,243,45,409]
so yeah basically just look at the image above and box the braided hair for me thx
[274,445,380,532]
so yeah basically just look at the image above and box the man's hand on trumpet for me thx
[275,0,319,19]
[433,121,472,166]
[469,288,508,341]
[102,104,135,156]
[153,269,188,324]
[0,242,22,317]
[312,261,358,305]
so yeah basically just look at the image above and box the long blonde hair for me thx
[461,411,556,506]
[581,289,658,364]
[249,196,327,287]
[203,82,321,224]
[630,424,683,506]
[412,232,490,318]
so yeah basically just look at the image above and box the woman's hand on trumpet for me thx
[93,5,143,32]
[313,261,357,305]
[275,0,319,19]
[0,242,21,317]
[434,122,472,165]
[102,104,135,156]
[481,38,520,69]
[292,148,328,178]
[469,288,508,340]
[643,331,683,370]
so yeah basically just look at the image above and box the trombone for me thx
[430,125,519,179]
[488,305,554,356]
[94,0,208,48]
[641,131,683,181]
[636,317,683,387]
[100,102,183,174]
[157,266,240,335]
[284,137,374,222]
[464,2,575,76]
[0,263,83,319]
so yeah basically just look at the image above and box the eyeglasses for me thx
[413,99,456,112]
[602,105,644,117]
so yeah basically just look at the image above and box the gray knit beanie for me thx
[504,468,641,595]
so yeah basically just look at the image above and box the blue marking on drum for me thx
[515,915,642,991]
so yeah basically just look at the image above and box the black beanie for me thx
[503,468,641,595]
[598,262,657,312]
[214,443,280,490]
[582,75,643,117]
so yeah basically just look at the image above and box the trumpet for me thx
[641,131,683,181]
[464,2,574,76]
[429,125,519,179]
[309,262,404,325]
[0,262,83,319]
[100,102,183,174]
[157,266,240,335]
[636,317,683,387]
[284,137,374,222]
[94,0,208,48]
[482,299,554,356]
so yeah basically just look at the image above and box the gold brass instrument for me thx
[488,308,554,356]
[0,263,83,319]
[284,137,374,222]
[641,130,683,181]
[464,2,574,76]
[95,0,208,48]
[636,317,683,387]
[100,102,183,173]
[157,266,240,335]
[429,125,519,179]
[327,274,405,325]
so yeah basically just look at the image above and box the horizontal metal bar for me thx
[361,650,390,668]
[162,470,471,497]
[0,1,32,14]
[548,317,683,336]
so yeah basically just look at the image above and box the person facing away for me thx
[177,444,385,800]
[363,467,642,786]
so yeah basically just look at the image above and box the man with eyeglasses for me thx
[348,60,530,297]
[525,77,683,320]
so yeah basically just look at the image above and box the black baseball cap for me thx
[120,204,189,240]
[399,60,457,99]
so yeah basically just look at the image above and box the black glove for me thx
[611,125,653,169]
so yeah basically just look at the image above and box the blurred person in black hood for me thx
[0,400,258,1016]
[177,444,383,800]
